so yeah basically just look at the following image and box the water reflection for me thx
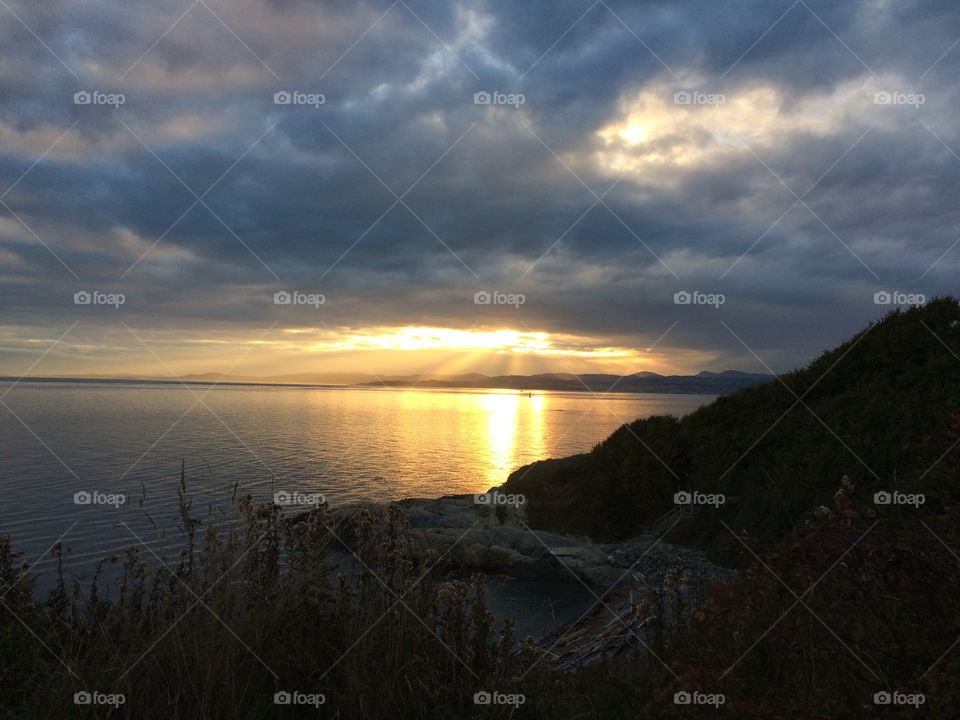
[479,391,522,487]
[0,382,714,576]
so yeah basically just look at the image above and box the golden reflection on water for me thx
[477,390,549,487]
[384,388,550,494]
[0,382,714,580]
[478,391,515,486]
[315,386,709,500]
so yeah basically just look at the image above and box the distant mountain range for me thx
[5,370,773,395]
[356,370,772,394]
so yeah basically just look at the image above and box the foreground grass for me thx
[2,469,959,718]
[1,479,532,719]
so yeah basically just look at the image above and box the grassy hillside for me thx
[503,297,960,552]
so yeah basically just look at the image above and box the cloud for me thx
[1,0,959,376]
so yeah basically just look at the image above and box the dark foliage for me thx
[504,298,960,553]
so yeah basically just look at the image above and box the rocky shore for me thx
[319,492,737,663]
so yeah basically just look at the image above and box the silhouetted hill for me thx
[502,298,960,551]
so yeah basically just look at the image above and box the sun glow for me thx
[33,323,710,379]
[295,326,638,359]
[595,79,873,178]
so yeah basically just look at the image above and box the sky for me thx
[0,0,958,379]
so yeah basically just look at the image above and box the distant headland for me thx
[1,370,772,395]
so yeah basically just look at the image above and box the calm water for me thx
[0,381,712,577]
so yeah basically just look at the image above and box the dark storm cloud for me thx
[2,0,960,373]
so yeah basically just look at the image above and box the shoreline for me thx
[315,493,737,651]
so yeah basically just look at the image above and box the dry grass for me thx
[2,469,958,718]
[0,468,528,719]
